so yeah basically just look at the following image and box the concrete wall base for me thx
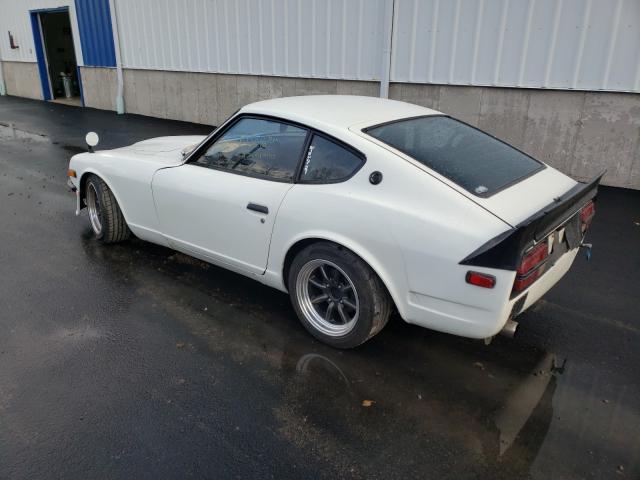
[79,66,117,111]
[121,69,378,126]
[2,61,42,100]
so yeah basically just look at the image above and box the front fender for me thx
[70,149,165,238]
[76,168,131,225]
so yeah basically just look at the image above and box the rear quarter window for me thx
[365,116,544,196]
[300,135,364,183]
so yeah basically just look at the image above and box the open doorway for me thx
[32,9,82,106]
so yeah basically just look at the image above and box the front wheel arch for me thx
[80,172,132,243]
[79,172,90,210]
[78,171,130,224]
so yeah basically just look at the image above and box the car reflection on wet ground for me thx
[0,96,638,479]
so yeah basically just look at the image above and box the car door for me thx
[152,116,309,275]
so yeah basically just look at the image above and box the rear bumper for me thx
[508,247,579,317]
[402,247,579,339]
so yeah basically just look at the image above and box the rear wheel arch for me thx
[282,237,401,317]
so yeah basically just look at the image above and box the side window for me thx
[195,117,308,181]
[300,135,363,183]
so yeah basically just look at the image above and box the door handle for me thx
[247,202,269,214]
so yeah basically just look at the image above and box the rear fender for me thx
[270,231,408,320]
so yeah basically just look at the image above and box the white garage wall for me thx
[0,0,84,65]
[391,0,640,92]
[2,0,639,92]
[114,0,386,80]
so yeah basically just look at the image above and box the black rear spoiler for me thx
[460,172,605,270]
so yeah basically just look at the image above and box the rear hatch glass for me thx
[364,116,544,197]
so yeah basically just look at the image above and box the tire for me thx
[288,242,392,348]
[85,174,131,244]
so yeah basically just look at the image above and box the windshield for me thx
[365,116,544,196]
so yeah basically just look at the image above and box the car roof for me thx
[240,95,441,132]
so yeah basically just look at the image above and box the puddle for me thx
[0,123,87,156]
[0,123,49,143]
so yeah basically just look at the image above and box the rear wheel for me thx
[288,242,392,348]
[85,174,131,243]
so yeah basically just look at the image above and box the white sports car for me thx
[67,96,600,348]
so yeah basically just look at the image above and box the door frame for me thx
[29,6,84,105]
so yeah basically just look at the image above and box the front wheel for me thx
[85,174,131,243]
[288,242,392,348]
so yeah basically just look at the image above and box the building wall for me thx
[74,0,116,67]
[119,69,378,125]
[391,0,640,92]
[79,66,116,110]
[114,0,386,80]
[1,61,42,100]
[0,0,84,65]
[111,0,640,93]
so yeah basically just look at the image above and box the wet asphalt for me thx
[0,96,639,479]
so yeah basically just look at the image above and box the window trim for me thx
[296,132,366,185]
[182,108,241,163]
[362,114,546,198]
[186,113,367,185]
[187,114,312,184]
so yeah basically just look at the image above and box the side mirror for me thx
[181,143,197,159]
[85,132,99,153]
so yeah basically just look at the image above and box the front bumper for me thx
[67,178,81,215]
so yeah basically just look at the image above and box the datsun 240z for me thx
[67,96,600,348]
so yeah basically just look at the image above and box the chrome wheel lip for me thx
[296,259,359,337]
[86,182,102,236]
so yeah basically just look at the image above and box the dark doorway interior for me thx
[40,11,81,105]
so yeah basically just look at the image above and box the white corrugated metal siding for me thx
[2,0,639,92]
[0,0,84,65]
[114,0,386,80]
[391,0,640,92]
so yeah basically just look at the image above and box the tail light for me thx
[513,241,548,293]
[466,271,496,289]
[580,200,595,233]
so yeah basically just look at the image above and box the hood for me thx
[104,135,207,166]
[127,135,207,153]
